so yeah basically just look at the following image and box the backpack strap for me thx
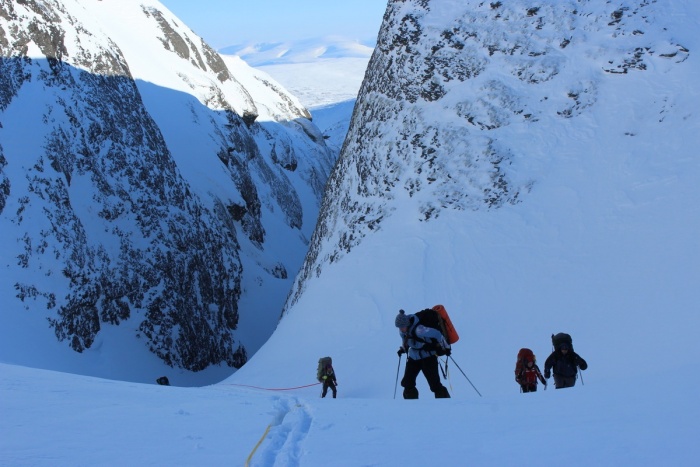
[409,328,440,351]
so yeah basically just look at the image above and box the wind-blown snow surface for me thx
[258,58,370,109]
[3,0,700,464]
[2,326,700,466]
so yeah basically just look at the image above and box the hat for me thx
[395,309,410,328]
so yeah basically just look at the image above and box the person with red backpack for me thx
[395,309,451,399]
[514,348,546,393]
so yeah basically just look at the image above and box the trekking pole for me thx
[438,360,447,379]
[394,354,402,399]
[578,367,585,386]
[449,356,482,397]
[444,358,454,393]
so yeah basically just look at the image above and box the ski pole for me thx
[444,357,453,392]
[449,356,483,397]
[578,367,585,386]
[394,354,402,399]
[438,360,447,379]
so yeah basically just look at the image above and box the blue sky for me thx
[159,0,387,49]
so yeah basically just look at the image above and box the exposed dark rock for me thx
[0,1,334,375]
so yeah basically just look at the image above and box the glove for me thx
[397,347,405,356]
[322,375,327,380]
[544,371,550,379]
[444,348,451,357]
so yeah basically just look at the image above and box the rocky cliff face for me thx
[0,0,333,377]
[286,0,689,308]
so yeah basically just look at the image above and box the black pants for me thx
[401,355,450,399]
[520,383,538,393]
[554,375,576,389]
[322,380,337,398]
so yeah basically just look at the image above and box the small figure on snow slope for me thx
[317,357,338,398]
[514,348,546,393]
[544,336,588,389]
[395,309,450,399]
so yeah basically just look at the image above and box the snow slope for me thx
[234,0,700,403]
[2,0,700,465]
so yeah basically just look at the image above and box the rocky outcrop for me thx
[0,0,333,374]
[286,0,689,308]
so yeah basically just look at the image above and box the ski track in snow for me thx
[252,397,312,467]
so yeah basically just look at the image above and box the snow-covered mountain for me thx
[292,0,693,297]
[233,0,700,399]
[221,36,374,116]
[220,36,375,67]
[0,0,334,384]
[3,0,700,464]
[219,36,377,164]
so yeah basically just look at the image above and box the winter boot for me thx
[403,387,419,399]
[434,387,450,398]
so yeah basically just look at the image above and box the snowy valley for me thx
[2,0,700,465]
[0,0,334,385]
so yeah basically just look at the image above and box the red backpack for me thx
[515,348,537,383]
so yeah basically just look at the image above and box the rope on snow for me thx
[225,382,321,391]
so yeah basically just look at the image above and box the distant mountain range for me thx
[219,36,375,67]
[220,36,373,110]
[219,36,374,146]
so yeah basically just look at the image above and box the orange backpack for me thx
[431,304,459,344]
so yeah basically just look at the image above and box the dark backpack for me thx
[414,308,446,336]
[156,376,170,386]
[409,309,449,354]
[413,306,459,343]
[551,332,573,351]
[317,356,332,382]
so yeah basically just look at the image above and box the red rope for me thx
[224,382,322,391]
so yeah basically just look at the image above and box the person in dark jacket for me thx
[544,342,587,389]
[320,363,338,398]
[395,310,450,399]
